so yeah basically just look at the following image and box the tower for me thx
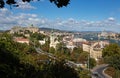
[50,29,59,48]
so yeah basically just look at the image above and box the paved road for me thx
[35,47,79,67]
[91,64,111,78]
[35,47,111,78]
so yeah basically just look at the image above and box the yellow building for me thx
[83,41,109,61]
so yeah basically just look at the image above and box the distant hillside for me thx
[0,30,4,32]
[0,30,10,33]
[39,27,114,33]
[40,27,66,32]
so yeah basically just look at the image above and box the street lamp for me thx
[87,41,92,76]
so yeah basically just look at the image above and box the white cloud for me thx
[33,0,45,2]
[0,8,12,16]
[16,1,36,10]
[0,8,120,32]
[0,8,42,30]
[108,17,115,21]
[49,17,120,32]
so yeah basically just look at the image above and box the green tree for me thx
[0,0,70,8]
[72,47,83,54]
[49,47,56,54]
[89,58,96,69]
[55,42,71,58]
[102,43,120,58]
[0,34,38,78]
[77,52,88,63]
[71,47,83,62]
[106,55,120,70]
[0,33,81,78]
[102,43,120,78]
[105,55,120,78]
[56,42,65,53]
[79,70,91,78]
[48,60,79,78]
[41,40,50,52]
[13,32,26,38]
[30,32,46,40]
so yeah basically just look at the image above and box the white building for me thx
[73,38,87,42]
[66,45,76,50]
[83,43,90,52]
[39,39,46,45]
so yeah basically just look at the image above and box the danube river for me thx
[82,34,120,45]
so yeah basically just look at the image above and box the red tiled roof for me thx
[15,38,29,42]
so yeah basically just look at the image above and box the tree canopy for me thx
[102,43,120,73]
[0,33,80,78]
[102,43,120,57]
[0,0,70,8]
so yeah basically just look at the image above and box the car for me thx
[92,72,99,77]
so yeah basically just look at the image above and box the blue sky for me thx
[28,0,120,20]
[0,0,120,32]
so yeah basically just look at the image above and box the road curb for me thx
[103,67,112,78]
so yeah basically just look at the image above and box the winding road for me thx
[91,64,112,78]
[35,47,112,78]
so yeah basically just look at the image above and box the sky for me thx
[0,0,120,32]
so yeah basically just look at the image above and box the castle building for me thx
[10,25,39,34]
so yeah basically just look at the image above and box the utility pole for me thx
[88,45,90,71]
[88,43,91,72]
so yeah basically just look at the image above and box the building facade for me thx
[10,26,39,34]
[83,41,109,61]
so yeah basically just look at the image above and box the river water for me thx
[82,35,120,45]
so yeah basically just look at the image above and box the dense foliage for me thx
[102,43,120,70]
[102,43,120,77]
[52,43,96,69]
[102,43,120,57]
[0,33,79,78]
[30,32,46,40]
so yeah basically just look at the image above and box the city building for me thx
[39,39,46,45]
[14,37,29,44]
[82,42,91,52]
[50,31,59,48]
[98,30,117,39]
[10,25,39,34]
[63,33,88,50]
[83,41,109,61]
